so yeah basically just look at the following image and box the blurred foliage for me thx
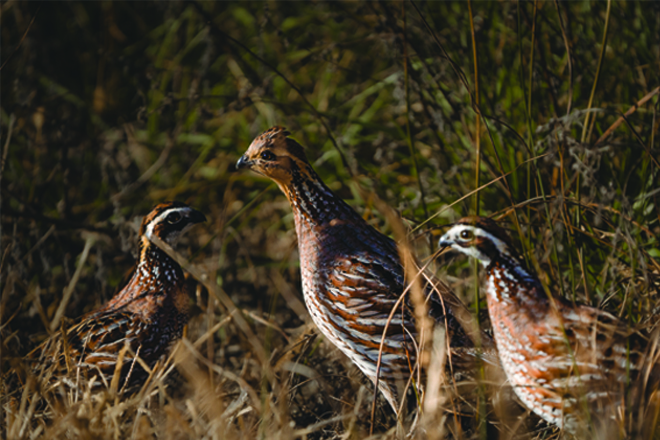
[1,1,660,439]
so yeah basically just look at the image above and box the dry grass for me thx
[2,1,660,438]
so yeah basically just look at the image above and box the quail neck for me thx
[238,127,487,414]
[438,216,654,431]
[27,202,205,391]
[101,233,186,316]
[100,202,204,317]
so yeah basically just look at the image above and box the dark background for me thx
[2,2,659,438]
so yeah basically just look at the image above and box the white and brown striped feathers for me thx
[27,202,205,393]
[238,127,491,414]
[439,216,658,431]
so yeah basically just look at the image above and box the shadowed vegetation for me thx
[1,1,659,438]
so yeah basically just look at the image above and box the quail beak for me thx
[190,209,207,225]
[236,155,253,170]
[438,236,453,249]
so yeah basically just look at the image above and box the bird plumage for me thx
[439,216,658,431]
[27,202,206,392]
[237,127,490,414]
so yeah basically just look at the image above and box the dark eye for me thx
[460,230,473,240]
[260,150,276,161]
[166,212,182,224]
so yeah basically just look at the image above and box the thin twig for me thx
[20,225,56,263]
[468,0,481,217]
[148,234,270,368]
[595,86,660,146]
[1,114,15,182]
[189,1,352,176]
[402,2,429,225]
[111,126,175,202]
[580,0,612,144]
[413,0,522,253]
[0,6,41,71]
[50,234,96,332]
[619,113,660,171]
[409,0,473,106]
[554,0,573,116]
[193,314,233,348]
[410,152,550,235]
[468,3,487,431]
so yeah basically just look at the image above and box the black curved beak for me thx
[438,236,452,249]
[189,209,207,224]
[236,155,252,170]
[437,223,459,250]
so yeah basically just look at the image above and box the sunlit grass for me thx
[2,1,659,438]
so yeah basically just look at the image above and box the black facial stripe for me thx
[474,235,502,261]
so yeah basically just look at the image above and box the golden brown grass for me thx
[2,1,660,438]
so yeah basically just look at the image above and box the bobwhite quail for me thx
[27,202,206,392]
[236,127,489,414]
[439,216,658,432]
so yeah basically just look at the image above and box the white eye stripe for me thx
[453,226,504,247]
[441,224,513,266]
[145,208,191,240]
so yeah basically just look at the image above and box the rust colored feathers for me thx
[238,127,490,413]
[27,202,205,392]
[439,216,659,431]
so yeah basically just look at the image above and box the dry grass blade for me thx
[148,233,269,368]
[3,2,659,438]
[49,234,96,332]
[422,326,448,440]
[411,153,549,235]
[1,113,15,180]
[580,0,612,144]
[595,86,660,146]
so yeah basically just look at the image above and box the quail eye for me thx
[166,212,182,224]
[460,230,473,240]
[260,150,276,161]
